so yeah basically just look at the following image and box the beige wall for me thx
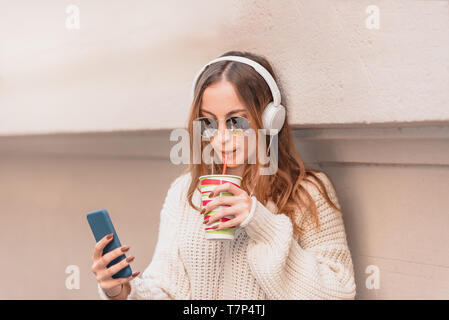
[1,126,448,299]
[1,0,448,135]
[0,151,185,299]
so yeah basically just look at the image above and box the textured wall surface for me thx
[1,0,448,135]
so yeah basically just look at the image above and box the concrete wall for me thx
[0,155,182,299]
[1,0,448,135]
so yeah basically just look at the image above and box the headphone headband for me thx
[190,55,281,107]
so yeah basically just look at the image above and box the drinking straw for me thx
[222,152,227,175]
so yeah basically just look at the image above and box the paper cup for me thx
[199,174,242,240]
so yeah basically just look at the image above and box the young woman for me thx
[92,50,356,300]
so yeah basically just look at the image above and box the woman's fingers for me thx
[96,245,130,270]
[92,235,141,295]
[119,271,140,285]
[214,216,244,230]
[92,233,113,263]
[99,271,140,291]
[205,205,241,225]
[203,195,238,215]
[209,182,243,198]
[96,255,135,282]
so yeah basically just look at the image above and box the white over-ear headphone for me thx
[191,55,286,135]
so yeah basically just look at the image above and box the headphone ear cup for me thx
[262,102,286,135]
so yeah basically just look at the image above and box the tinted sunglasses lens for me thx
[227,116,250,136]
[198,117,217,137]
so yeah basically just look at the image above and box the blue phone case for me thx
[86,209,132,279]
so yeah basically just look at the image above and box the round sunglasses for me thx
[194,116,251,138]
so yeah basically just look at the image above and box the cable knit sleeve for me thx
[97,173,192,300]
[239,172,356,299]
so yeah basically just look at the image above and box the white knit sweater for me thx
[98,171,356,300]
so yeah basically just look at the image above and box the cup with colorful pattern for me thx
[199,174,242,240]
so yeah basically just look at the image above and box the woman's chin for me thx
[222,158,246,168]
[216,151,246,167]
[224,163,239,168]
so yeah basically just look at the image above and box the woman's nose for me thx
[215,121,232,144]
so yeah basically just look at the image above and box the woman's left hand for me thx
[201,182,253,230]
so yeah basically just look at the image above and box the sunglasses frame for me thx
[194,116,252,138]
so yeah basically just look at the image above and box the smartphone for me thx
[86,209,132,279]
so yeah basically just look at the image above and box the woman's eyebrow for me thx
[201,108,247,117]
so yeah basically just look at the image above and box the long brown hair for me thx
[183,50,342,238]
